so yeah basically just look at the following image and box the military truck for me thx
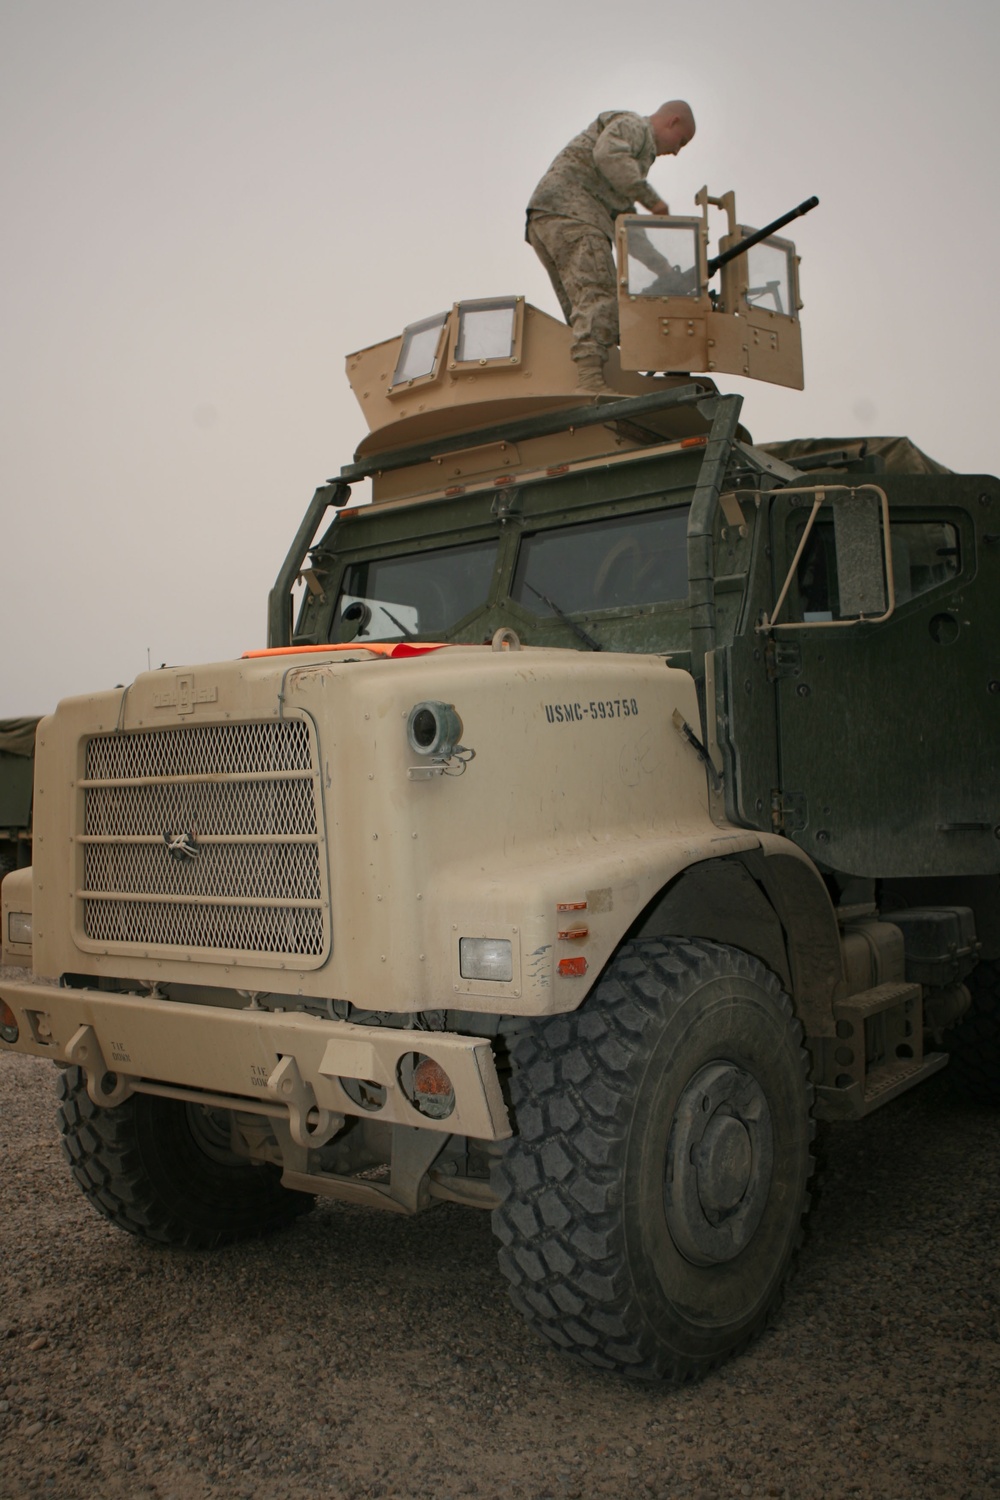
[2,189,998,1383]
[0,718,39,877]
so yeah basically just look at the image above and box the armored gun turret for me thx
[347,187,810,459]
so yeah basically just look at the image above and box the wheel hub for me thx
[184,1104,245,1166]
[664,1061,773,1266]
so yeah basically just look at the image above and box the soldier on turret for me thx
[526,101,696,392]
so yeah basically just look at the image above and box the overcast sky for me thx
[2,0,997,716]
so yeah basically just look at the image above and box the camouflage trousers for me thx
[527,214,618,364]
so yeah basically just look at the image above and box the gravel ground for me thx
[2,965,999,1500]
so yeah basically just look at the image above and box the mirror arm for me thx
[762,492,826,628]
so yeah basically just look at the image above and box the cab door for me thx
[765,474,1000,879]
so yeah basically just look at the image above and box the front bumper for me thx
[0,981,510,1144]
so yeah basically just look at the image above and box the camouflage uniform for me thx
[527,111,662,365]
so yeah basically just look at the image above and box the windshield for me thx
[331,537,499,642]
[512,507,690,616]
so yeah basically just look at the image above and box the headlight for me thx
[407,701,464,759]
[459,937,513,983]
[7,912,32,946]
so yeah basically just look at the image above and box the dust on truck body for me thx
[2,190,998,1383]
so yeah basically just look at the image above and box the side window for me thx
[890,521,960,604]
[794,519,960,621]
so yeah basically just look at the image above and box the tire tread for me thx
[57,1067,312,1249]
[491,938,814,1382]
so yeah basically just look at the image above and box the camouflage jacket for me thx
[527,111,661,238]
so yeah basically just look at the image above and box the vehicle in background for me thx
[0,718,39,880]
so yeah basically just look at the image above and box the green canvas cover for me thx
[0,718,41,758]
[762,435,951,476]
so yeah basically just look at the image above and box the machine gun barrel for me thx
[707,196,818,277]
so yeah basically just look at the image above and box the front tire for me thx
[492,939,814,1382]
[58,1067,313,1249]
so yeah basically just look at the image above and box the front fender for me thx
[433,828,764,1016]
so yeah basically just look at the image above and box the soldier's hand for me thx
[649,197,669,216]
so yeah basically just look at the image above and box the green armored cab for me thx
[2,190,997,1383]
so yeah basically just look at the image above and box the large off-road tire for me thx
[492,939,814,1382]
[945,959,1000,1102]
[58,1067,313,1249]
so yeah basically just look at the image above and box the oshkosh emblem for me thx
[152,674,219,715]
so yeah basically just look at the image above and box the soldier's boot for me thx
[575,354,612,393]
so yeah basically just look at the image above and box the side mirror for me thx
[832,490,887,618]
[760,485,895,631]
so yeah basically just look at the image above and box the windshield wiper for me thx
[383,607,416,639]
[524,584,602,651]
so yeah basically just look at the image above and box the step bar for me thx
[815,979,947,1121]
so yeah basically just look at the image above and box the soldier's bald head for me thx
[650,101,695,156]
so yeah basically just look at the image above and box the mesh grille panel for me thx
[85,900,325,955]
[84,777,317,839]
[86,721,313,779]
[84,840,321,902]
[81,720,327,958]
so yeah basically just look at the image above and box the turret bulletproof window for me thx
[744,239,795,316]
[332,538,499,642]
[454,298,521,365]
[512,507,690,617]
[625,221,701,298]
[391,312,449,388]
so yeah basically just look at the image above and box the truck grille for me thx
[79,720,327,958]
